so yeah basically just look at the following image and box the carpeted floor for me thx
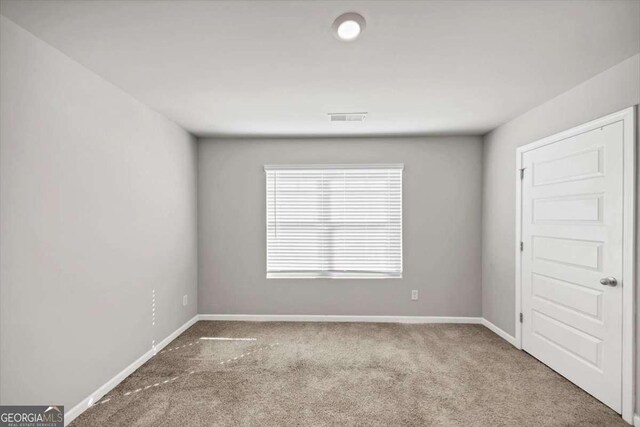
[70,321,627,426]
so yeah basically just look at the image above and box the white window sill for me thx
[267,272,402,279]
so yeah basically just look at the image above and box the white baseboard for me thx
[480,318,517,347]
[633,413,640,426]
[64,315,198,426]
[198,314,483,324]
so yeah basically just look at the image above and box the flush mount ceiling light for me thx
[332,12,366,41]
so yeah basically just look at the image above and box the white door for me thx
[521,120,624,412]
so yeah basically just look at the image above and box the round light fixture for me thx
[332,12,366,41]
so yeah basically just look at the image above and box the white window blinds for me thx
[265,164,403,279]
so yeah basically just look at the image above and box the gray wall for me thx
[198,136,483,317]
[0,17,198,410]
[481,53,639,409]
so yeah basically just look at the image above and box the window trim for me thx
[264,163,404,171]
[267,271,402,279]
[264,163,403,280]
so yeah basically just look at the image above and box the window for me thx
[265,164,403,278]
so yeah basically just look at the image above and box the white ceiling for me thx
[1,0,639,137]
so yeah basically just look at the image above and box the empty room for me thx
[0,1,639,426]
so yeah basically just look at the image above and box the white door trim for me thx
[514,106,636,423]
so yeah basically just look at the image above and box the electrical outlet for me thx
[183,295,188,306]
[411,290,418,301]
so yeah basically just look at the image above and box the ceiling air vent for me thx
[328,112,367,122]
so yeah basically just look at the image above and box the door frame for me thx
[514,106,636,422]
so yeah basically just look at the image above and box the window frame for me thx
[264,164,403,279]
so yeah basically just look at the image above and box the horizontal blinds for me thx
[266,165,402,278]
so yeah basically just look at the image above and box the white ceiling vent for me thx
[328,112,367,122]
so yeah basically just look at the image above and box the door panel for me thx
[533,194,602,223]
[532,236,602,270]
[531,310,602,368]
[531,273,602,319]
[532,147,603,186]
[521,121,623,412]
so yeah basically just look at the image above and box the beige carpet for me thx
[70,321,627,426]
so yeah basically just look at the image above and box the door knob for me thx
[599,277,618,287]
